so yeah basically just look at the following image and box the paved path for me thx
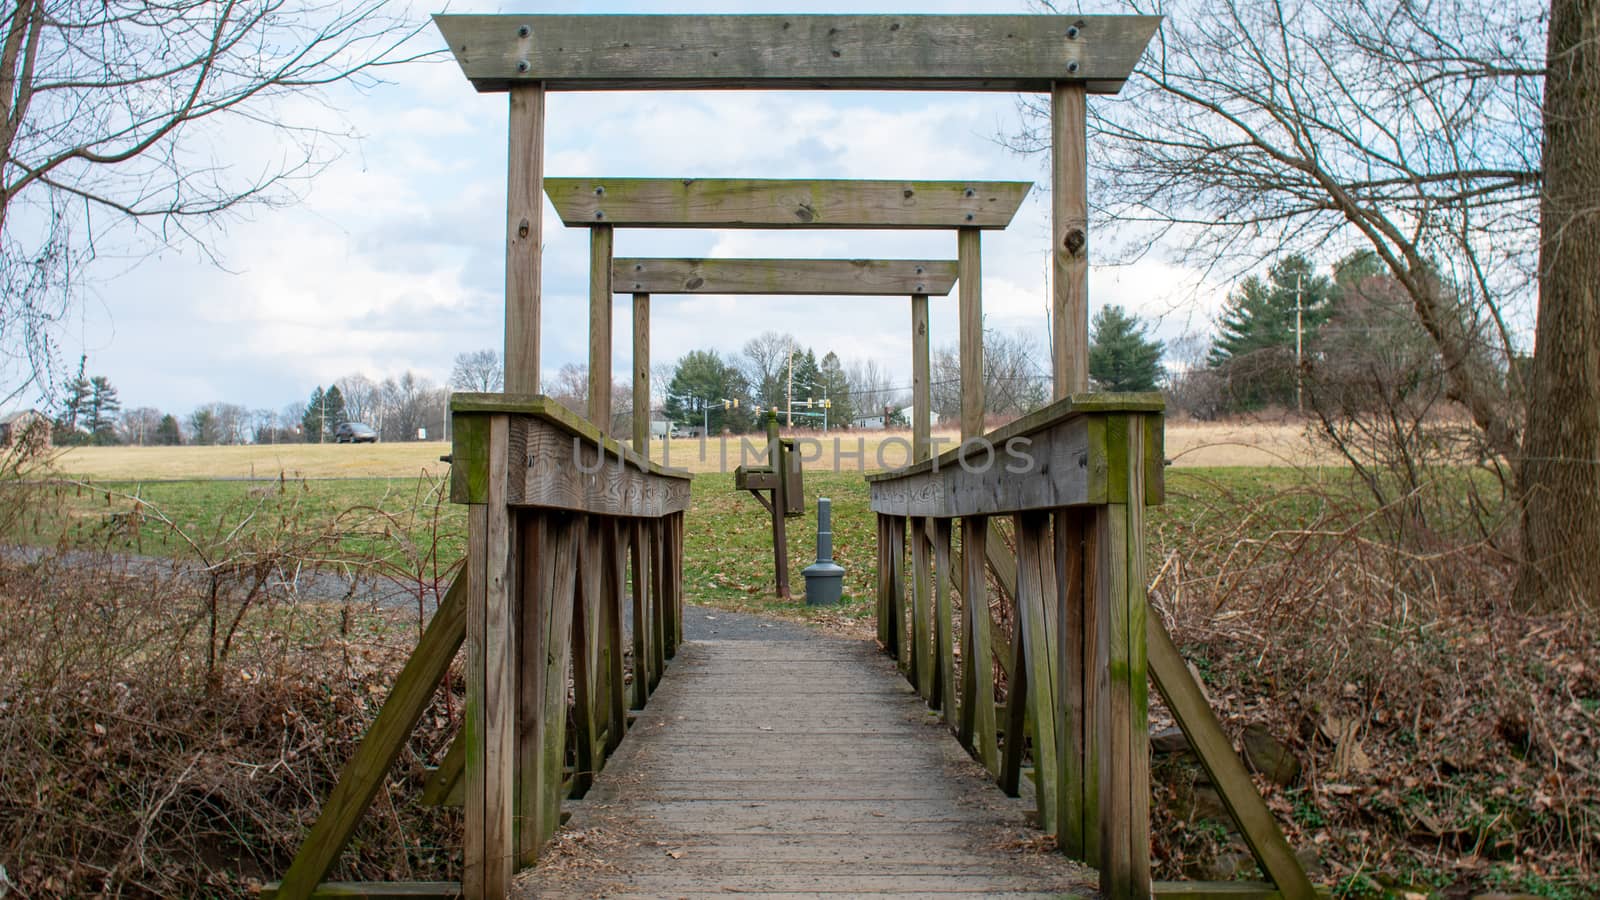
[516,637,1095,898]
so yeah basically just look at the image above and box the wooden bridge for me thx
[266,13,1320,900]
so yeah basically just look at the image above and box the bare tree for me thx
[1518,0,1600,609]
[741,331,798,410]
[932,328,1050,424]
[1,1,433,402]
[336,372,380,426]
[1012,0,1584,604]
[449,349,503,393]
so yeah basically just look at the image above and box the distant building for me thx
[0,410,51,453]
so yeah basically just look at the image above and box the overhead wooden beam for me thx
[613,258,958,296]
[434,14,1161,94]
[546,178,1031,230]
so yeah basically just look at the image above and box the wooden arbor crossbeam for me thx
[612,258,957,296]
[547,178,1031,230]
[434,14,1161,94]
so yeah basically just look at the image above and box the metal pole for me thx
[1295,273,1304,414]
[786,346,794,427]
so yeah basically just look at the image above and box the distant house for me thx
[0,410,51,452]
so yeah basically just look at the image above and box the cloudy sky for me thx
[46,0,1222,418]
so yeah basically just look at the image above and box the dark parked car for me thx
[335,422,378,443]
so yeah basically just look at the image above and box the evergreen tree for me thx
[155,414,182,446]
[1089,306,1165,391]
[1207,255,1334,409]
[324,384,347,427]
[664,350,751,433]
[817,351,853,427]
[302,386,326,442]
[54,356,92,443]
[189,407,219,445]
[85,376,121,444]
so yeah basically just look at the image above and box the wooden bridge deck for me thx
[517,636,1096,898]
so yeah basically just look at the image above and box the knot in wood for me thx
[517,218,531,239]
[793,204,816,223]
[1065,228,1087,256]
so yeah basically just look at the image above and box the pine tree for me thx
[817,351,853,427]
[155,414,182,446]
[302,386,326,443]
[85,376,121,444]
[1208,255,1334,409]
[1089,305,1165,391]
[324,384,347,428]
[55,356,92,442]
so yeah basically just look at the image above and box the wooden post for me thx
[464,416,515,897]
[932,518,955,720]
[888,516,908,672]
[505,85,545,394]
[1096,415,1150,899]
[589,225,614,433]
[911,517,932,702]
[629,519,651,709]
[605,519,628,752]
[571,517,604,798]
[1051,82,1089,398]
[958,228,983,439]
[1055,509,1090,860]
[1016,512,1059,836]
[911,293,931,461]
[767,412,791,599]
[959,517,999,776]
[633,292,651,457]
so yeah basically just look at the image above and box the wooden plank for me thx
[888,517,909,674]
[667,512,685,653]
[932,518,956,726]
[614,258,958,295]
[629,519,652,709]
[865,391,1164,484]
[1125,418,1152,894]
[535,514,581,850]
[588,225,614,435]
[868,413,1097,518]
[505,84,544,394]
[632,293,650,457]
[768,414,792,599]
[261,883,461,899]
[875,516,891,651]
[434,14,1162,93]
[958,517,998,776]
[649,518,667,685]
[1015,512,1059,836]
[999,607,1028,798]
[958,227,983,440]
[1148,617,1316,899]
[545,178,1031,230]
[482,416,515,897]
[462,505,488,898]
[910,517,932,703]
[452,392,693,482]
[516,513,547,863]
[1055,510,1088,860]
[571,517,605,798]
[1081,507,1103,867]
[912,293,932,462]
[605,519,629,753]
[273,576,467,900]
[1097,499,1133,899]
[420,734,465,807]
[518,418,692,517]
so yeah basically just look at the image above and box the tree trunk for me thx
[1518,0,1600,610]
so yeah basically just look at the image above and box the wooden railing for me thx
[268,394,689,900]
[868,393,1315,900]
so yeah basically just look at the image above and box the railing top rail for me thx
[865,391,1163,484]
[452,392,691,482]
[612,258,959,296]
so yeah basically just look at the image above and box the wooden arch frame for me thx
[267,14,1317,900]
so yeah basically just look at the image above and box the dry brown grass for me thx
[49,420,1336,480]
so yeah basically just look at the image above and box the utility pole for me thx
[1295,273,1304,415]
[786,345,795,427]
